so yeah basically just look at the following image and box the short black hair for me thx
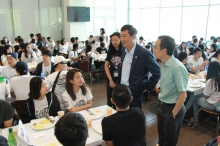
[73,43,79,50]
[177,52,187,62]
[100,42,105,47]
[200,37,204,41]
[193,47,202,54]
[55,113,88,146]
[121,24,138,36]
[47,37,51,40]
[30,33,34,37]
[112,84,131,109]
[75,37,79,41]
[211,43,217,52]
[213,37,218,43]
[210,36,215,40]
[99,36,104,42]
[71,37,75,43]
[139,36,144,40]
[145,45,150,49]
[89,35,93,38]
[192,35,197,39]
[188,47,195,55]
[198,44,204,51]
[158,35,176,56]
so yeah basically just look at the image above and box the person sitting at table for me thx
[208,43,217,61]
[47,37,55,50]
[62,69,93,112]
[21,43,38,63]
[0,99,14,128]
[59,38,69,53]
[187,46,195,61]
[96,42,108,54]
[10,61,34,99]
[95,36,104,49]
[210,49,220,63]
[22,77,60,123]
[36,50,55,77]
[68,43,84,69]
[0,36,11,46]
[1,53,19,79]
[46,56,70,111]
[102,84,146,146]
[185,62,220,126]
[1,45,12,66]
[67,37,76,52]
[55,112,88,146]
[88,35,95,44]
[187,47,207,74]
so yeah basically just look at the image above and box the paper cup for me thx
[106,107,112,116]
[58,111,64,118]
[13,126,18,138]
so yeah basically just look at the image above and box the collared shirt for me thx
[121,43,136,86]
[158,56,188,103]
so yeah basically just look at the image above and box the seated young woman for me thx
[22,77,61,123]
[185,62,220,125]
[62,68,93,112]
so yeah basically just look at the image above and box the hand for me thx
[143,89,148,92]
[97,59,100,62]
[109,80,115,88]
[155,88,160,94]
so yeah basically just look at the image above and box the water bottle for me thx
[205,65,209,72]
[41,71,45,78]
[8,128,17,146]
[0,76,6,100]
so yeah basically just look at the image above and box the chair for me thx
[193,107,220,137]
[78,59,95,87]
[13,100,26,120]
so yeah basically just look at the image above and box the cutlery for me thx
[86,109,95,115]
[45,116,54,124]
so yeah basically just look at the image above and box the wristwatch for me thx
[172,113,176,119]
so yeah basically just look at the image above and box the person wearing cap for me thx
[46,56,69,111]
[36,50,55,77]
[1,53,18,79]
[10,61,34,99]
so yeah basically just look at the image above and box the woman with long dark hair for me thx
[178,41,187,53]
[0,36,11,45]
[22,77,60,123]
[100,28,106,42]
[36,33,46,50]
[21,43,37,63]
[62,69,93,112]
[185,62,220,125]
[208,43,217,60]
[104,32,123,108]
[210,49,220,63]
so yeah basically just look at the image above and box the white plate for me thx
[189,85,202,88]
[30,117,55,130]
[92,122,102,134]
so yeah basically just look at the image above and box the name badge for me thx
[113,71,118,77]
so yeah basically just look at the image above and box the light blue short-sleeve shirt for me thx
[158,56,188,103]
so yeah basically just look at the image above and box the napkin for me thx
[33,132,46,138]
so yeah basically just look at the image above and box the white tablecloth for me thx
[2,105,116,146]
[187,79,206,95]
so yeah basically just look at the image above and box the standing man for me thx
[118,24,160,108]
[154,35,188,146]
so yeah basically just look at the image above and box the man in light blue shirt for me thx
[154,35,188,146]
[117,24,160,108]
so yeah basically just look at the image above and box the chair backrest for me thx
[78,60,90,72]
[13,100,26,119]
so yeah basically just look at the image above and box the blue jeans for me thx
[193,97,216,119]
[185,93,203,110]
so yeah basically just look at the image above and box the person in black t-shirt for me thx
[96,42,108,54]
[104,32,123,108]
[101,84,146,146]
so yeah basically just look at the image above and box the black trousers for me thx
[157,104,185,146]
[106,76,117,109]
[129,93,143,108]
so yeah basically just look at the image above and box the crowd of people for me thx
[0,24,220,146]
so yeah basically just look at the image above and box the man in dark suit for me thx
[117,24,160,108]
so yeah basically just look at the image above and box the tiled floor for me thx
[89,79,217,146]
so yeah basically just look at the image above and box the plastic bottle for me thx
[8,128,17,146]
[41,71,45,78]
[0,76,6,100]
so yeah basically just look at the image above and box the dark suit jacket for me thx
[117,43,160,97]
[36,62,55,76]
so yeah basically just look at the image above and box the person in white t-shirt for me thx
[187,47,208,74]
[1,53,18,79]
[10,61,34,99]
[22,77,60,123]
[68,43,84,68]
[1,45,12,66]
[67,37,76,52]
[46,37,55,50]
[62,68,93,112]
[46,56,70,111]
[208,43,217,60]
[139,36,145,47]
[185,62,220,125]
[59,38,69,52]
[21,43,38,63]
